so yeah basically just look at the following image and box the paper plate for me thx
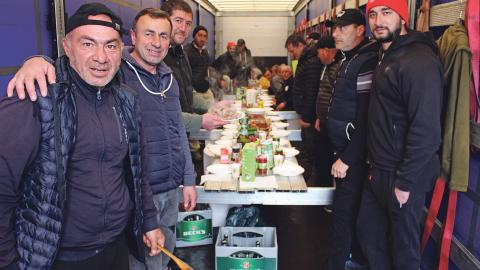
[264,107,274,111]
[206,164,232,175]
[222,111,245,122]
[221,129,238,137]
[223,123,239,130]
[215,139,233,147]
[246,108,266,115]
[268,116,282,122]
[270,129,290,138]
[267,111,280,116]
[272,122,289,129]
[273,164,304,177]
[282,147,300,157]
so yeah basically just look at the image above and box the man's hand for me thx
[276,102,286,111]
[7,57,56,101]
[331,158,349,179]
[143,228,165,256]
[300,119,311,129]
[182,186,197,211]
[202,113,228,130]
[215,100,234,108]
[394,187,410,207]
[315,119,321,132]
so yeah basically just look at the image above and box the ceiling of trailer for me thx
[208,0,300,12]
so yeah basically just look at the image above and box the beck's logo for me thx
[243,262,250,269]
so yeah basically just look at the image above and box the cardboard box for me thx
[175,204,213,247]
[215,227,277,270]
[241,143,257,182]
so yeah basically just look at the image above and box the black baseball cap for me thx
[237,38,246,46]
[325,9,366,27]
[307,32,321,41]
[66,3,125,36]
[315,35,335,49]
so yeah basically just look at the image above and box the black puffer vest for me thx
[164,44,194,113]
[15,56,144,270]
[327,41,377,151]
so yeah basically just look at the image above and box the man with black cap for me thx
[184,25,210,95]
[325,8,379,270]
[313,35,342,187]
[0,3,163,270]
[306,32,321,46]
[236,38,254,70]
[357,1,443,269]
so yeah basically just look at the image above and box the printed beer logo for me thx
[243,261,250,269]
[192,225,197,230]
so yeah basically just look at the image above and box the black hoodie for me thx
[367,30,443,192]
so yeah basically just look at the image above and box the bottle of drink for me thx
[220,147,230,164]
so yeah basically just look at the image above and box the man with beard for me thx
[357,1,443,269]
[184,25,210,95]
[6,7,198,270]
[325,9,378,270]
[161,0,226,132]
[212,42,240,81]
[0,4,164,269]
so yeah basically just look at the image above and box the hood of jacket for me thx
[386,30,439,55]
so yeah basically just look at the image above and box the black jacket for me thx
[276,76,295,111]
[164,44,194,113]
[0,56,157,269]
[316,50,344,122]
[292,46,324,123]
[184,42,210,93]
[368,31,443,192]
[212,52,239,79]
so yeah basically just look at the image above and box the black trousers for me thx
[51,234,130,270]
[356,167,425,270]
[302,125,333,187]
[326,162,366,270]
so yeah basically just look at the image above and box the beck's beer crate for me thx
[175,203,213,247]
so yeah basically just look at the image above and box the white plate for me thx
[246,108,266,115]
[264,107,274,111]
[206,164,232,175]
[223,123,238,130]
[206,144,222,156]
[273,164,304,177]
[270,129,290,138]
[272,122,289,129]
[267,111,280,116]
[222,111,245,122]
[221,130,238,137]
[268,116,282,122]
[215,139,233,147]
[282,147,300,157]
[263,102,274,107]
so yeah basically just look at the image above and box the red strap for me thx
[466,0,480,122]
[438,191,458,270]
[421,177,446,252]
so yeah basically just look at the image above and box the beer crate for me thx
[215,227,278,270]
[175,204,213,247]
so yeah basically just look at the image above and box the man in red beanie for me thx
[356,1,443,269]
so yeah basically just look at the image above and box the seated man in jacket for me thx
[275,64,294,111]
[0,3,163,270]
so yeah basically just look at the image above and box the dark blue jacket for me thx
[121,48,196,193]
[0,56,157,269]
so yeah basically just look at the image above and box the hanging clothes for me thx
[437,23,472,192]
[416,0,431,32]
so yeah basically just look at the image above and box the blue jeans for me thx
[129,188,180,270]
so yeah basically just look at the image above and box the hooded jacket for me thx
[368,30,443,192]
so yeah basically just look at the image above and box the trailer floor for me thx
[172,205,332,270]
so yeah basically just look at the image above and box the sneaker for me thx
[345,260,368,270]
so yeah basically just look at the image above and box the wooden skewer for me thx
[156,245,194,270]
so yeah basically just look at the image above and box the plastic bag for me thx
[225,206,263,227]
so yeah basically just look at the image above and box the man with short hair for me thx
[0,4,163,270]
[357,1,443,269]
[285,34,323,184]
[161,0,226,132]
[275,64,294,111]
[6,7,199,270]
[325,9,379,270]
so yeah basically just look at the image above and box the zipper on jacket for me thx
[95,99,107,242]
[112,106,123,144]
[117,106,129,143]
[97,89,102,101]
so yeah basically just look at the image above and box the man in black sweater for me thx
[325,9,379,270]
[0,4,162,270]
[184,25,210,94]
[358,1,443,269]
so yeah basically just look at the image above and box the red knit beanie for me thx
[366,0,409,26]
